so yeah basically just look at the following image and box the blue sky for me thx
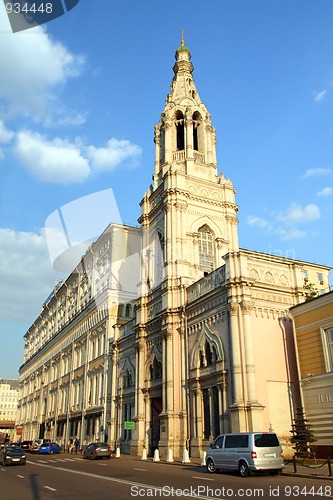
[0,0,332,379]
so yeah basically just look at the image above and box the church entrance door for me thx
[149,397,162,457]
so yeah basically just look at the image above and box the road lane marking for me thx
[192,476,214,481]
[17,475,25,478]
[44,486,57,492]
[134,468,147,471]
[26,461,220,500]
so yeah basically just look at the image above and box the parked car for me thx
[39,442,61,454]
[0,445,26,466]
[21,440,33,451]
[29,438,51,453]
[83,442,112,460]
[206,432,284,477]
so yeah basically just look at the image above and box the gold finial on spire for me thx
[180,29,185,46]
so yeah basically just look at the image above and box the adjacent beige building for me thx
[17,40,331,459]
[290,291,333,458]
[0,379,19,441]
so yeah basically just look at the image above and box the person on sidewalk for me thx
[74,437,80,454]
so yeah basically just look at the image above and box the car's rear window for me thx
[254,433,280,447]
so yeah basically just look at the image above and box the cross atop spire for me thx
[180,28,185,46]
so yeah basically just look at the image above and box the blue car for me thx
[38,442,61,454]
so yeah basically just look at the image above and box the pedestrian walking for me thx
[74,437,80,454]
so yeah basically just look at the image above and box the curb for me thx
[60,452,333,480]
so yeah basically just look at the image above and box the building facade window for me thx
[198,225,214,272]
[322,328,333,372]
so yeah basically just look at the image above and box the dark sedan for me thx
[0,446,26,466]
[83,442,111,460]
[39,442,61,454]
[21,440,32,451]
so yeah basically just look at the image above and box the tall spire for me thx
[180,28,185,46]
[151,38,219,186]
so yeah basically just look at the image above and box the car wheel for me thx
[239,461,250,478]
[206,458,217,473]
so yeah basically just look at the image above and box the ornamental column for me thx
[185,107,194,159]
[240,300,257,403]
[228,302,243,404]
[163,120,173,164]
[131,326,146,455]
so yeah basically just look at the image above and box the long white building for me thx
[16,40,331,458]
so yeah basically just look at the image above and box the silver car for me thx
[206,432,284,477]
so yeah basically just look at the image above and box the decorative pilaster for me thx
[240,300,257,403]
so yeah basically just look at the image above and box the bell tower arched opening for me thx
[175,110,185,151]
[192,111,203,152]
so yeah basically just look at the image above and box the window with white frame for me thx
[198,225,214,272]
[322,327,333,372]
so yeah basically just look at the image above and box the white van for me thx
[206,432,284,477]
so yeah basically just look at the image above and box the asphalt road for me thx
[1,453,332,500]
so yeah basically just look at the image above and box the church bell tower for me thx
[134,38,240,458]
[139,37,239,291]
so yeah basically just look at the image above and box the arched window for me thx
[175,111,184,151]
[205,341,213,366]
[192,111,202,152]
[124,369,133,388]
[155,231,164,285]
[150,357,162,380]
[198,225,214,272]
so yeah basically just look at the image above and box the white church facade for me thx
[16,40,331,459]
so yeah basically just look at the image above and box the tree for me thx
[290,406,316,458]
[303,281,318,301]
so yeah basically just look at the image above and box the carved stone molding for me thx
[240,300,253,315]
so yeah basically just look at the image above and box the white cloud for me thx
[246,216,272,231]
[87,138,142,171]
[302,168,331,178]
[0,25,84,121]
[0,120,14,144]
[313,90,327,102]
[317,187,333,197]
[275,203,320,226]
[275,228,307,241]
[0,120,14,161]
[15,131,92,183]
[247,202,321,241]
[14,131,142,184]
[0,228,59,321]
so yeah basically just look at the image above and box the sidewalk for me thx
[282,459,333,481]
[64,451,333,481]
